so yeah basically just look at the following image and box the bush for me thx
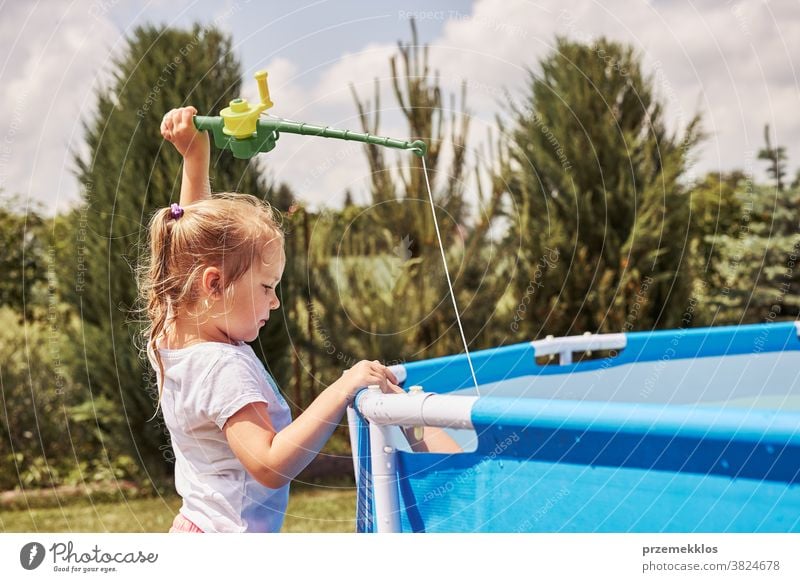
[0,306,143,491]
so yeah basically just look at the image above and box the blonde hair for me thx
[136,192,284,418]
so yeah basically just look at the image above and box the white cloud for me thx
[0,0,120,214]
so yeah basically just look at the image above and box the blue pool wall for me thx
[352,322,800,532]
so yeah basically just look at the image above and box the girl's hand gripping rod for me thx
[193,71,427,160]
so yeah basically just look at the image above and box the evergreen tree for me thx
[268,182,294,213]
[349,20,471,259]
[702,180,800,323]
[686,170,745,289]
[501,37,702,337]
[0,193,46,321]
[757,124,787,191]
[306,19,507,367]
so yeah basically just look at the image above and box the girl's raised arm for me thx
[161,106,211,205]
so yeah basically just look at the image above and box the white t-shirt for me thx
[147,339,293,533]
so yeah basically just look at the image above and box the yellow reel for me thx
[219,70,274,139]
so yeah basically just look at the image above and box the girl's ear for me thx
[201,266,223,298]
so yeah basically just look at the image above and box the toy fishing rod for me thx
[192,71,478,393]
[193,70,427,160]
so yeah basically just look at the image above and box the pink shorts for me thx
[169,513,204,533]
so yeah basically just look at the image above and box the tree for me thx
[685,170,745,282]
[700,129,798,325]
[0,193,47,321]
[70,24,283,485]
[500,37,703,337]
[0,196,139,490]
[268,182,294,213]
[349,21,473,259]
[757,124,787,191]
[701,179,800,323]
[335,19,506,357]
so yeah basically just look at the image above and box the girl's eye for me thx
[262,284,272,293]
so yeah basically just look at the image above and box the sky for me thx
[1,0,798,215]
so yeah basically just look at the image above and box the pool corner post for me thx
[366,386,402,533]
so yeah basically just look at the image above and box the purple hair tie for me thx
[169,203,184,220]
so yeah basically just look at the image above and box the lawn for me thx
[0,483,357,533]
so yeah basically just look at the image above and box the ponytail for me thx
[139,206,175,421]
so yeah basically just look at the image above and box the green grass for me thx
[0,484,356,533]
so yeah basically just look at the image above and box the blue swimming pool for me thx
[348,322,800,532]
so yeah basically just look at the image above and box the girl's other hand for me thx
[338,360,399,402]
[161,106,209,158]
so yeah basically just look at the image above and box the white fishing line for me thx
[420,156,481,396]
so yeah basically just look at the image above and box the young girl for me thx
[142,106,459,533]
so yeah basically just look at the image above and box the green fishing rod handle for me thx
[193,115,277,159]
